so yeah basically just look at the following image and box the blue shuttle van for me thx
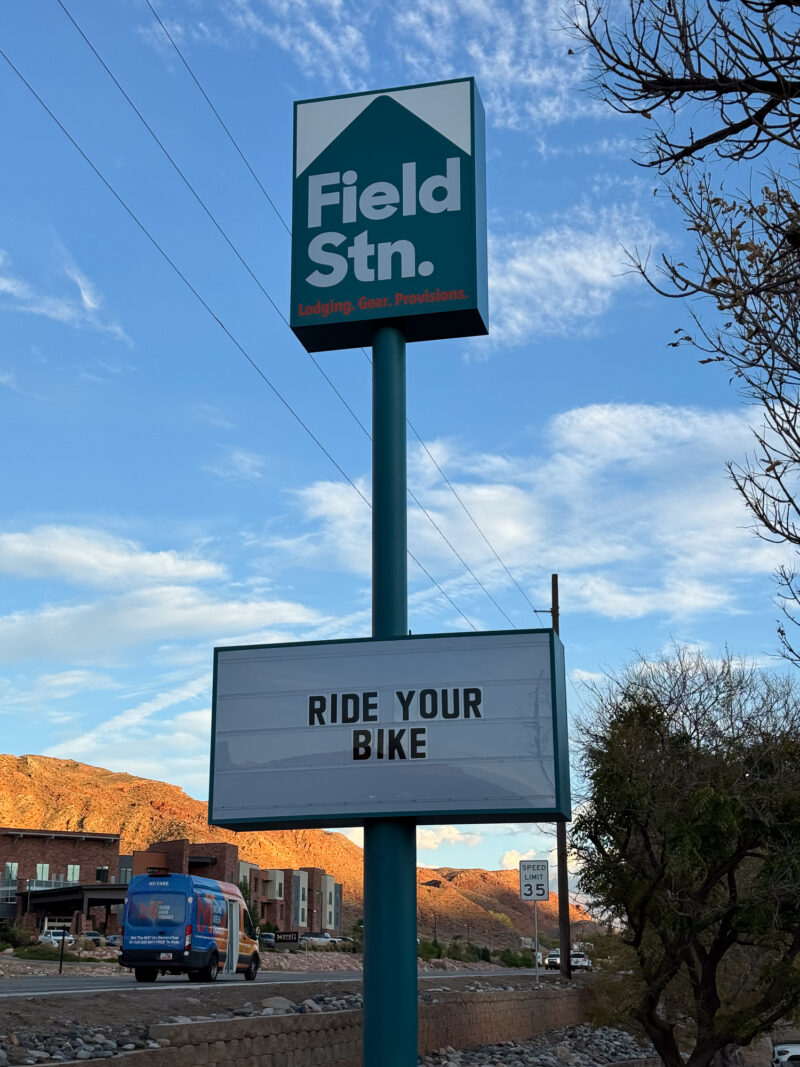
[119,873,260,983]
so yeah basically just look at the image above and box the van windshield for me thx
[127,892,186,927]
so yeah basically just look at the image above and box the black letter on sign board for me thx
[464,688,482,717]
[353,730,371,760]
[396,690,415,721]
[342,693,360,723]
[363,692,378,722]
[309,696,326,726]
[410,728,427,758]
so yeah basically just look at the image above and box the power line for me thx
[407,424,550,627]
[142,0,292,238]
[141,0,542,629]
[53,0,513,630]
[0,44,479,633]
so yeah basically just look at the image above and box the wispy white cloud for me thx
[141,0,594,129]
[194,404,235,430]
[0,526,226,588]
[266,402,786,625]
[393,0,594,127]
[222,0,371,90]
[205,447,267,482]
[500,847,538,869]
[417,825,483,851]
[0,250,130,344]
[486,204,661,345]
[44,687,214,796]
[0,586,326,663]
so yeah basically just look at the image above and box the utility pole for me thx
[552,573,571,981]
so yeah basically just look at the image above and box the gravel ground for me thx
[0,954,648,1067]
[419,1023,655,1067]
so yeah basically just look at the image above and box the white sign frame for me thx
[209,629,569,830]
[519,859,550,901]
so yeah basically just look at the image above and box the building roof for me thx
[0,827,120,843]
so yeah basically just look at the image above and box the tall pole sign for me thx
[209,78,571,1067]
[290,84,488,1065]
[290,78,488,353]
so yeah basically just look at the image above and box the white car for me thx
[570,951,592,971]
[38,931,75,946]
[772,1043,800,1067]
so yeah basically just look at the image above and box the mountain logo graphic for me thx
[290,79,488,353]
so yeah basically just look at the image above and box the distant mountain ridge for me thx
[0,753,590,948]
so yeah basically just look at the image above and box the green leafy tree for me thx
[571,648,800,1067]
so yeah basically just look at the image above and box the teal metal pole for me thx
[371,325,407,638]
[363,325,417,1066]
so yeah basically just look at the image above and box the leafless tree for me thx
[569,2,800,659]
[569,0,800,169]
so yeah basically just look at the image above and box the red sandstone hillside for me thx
[0,754,592,948]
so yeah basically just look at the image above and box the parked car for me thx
[773,1044,800,1067]
[259,932,276,947]
[78,931,105,946]
[38,930,75,946]
[104,934,121,947]
[300,931,340,946]
[545,949,560,970]
[570,951,592,971]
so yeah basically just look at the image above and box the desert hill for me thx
[0,754,590,949]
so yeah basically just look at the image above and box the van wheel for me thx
[134,968,157,983]
[200,954,219,982]
[243,954,259,981]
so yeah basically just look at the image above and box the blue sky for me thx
[0,0,789,882]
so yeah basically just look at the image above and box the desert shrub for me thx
[14,945,79,962]
[2,925,33,948]
[417,938,442,961]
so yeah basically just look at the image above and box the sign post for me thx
[363,322,416,1067]
[208,76,572,1067]
[520,859,549,988]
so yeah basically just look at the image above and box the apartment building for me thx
[239,863,342,935]
[0,827,343,938]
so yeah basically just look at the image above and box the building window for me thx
[301,886,306,901]
[277,882,283,896]
[3,861,18,880]
[96,866,109,883]
[118,867,131,885]
[66,864,80,882]
[301,908,306,922]
[328,891,333,904]
[35,863,49,880]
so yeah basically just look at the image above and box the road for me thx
[0,966,557,998]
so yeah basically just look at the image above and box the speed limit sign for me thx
[519,859,550,901]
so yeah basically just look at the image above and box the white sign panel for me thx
[519,859,550,901]
[210,629,569,829]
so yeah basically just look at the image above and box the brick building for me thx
[131,839,238,883]
[0,828,343,938]
[240,864,342,935]
[0,826,127,933]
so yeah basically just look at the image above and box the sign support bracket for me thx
[363,324,418,1066]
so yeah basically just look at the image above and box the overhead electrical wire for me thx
[53,0,515,630]
[140,0,550,631]
[0,44,479,633]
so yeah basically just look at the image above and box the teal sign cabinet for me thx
[290,78,488,352]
